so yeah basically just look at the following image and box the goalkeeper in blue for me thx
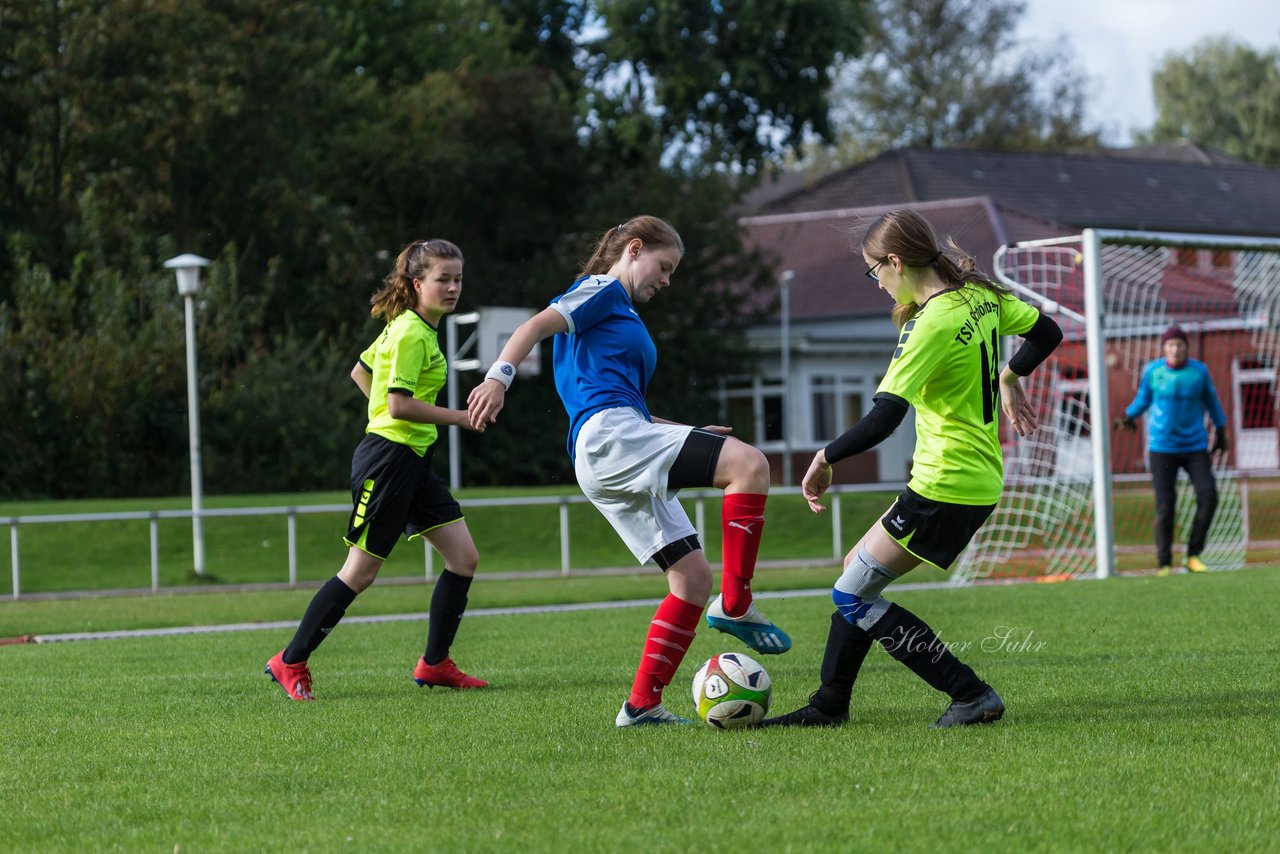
[1113,324,1229,575]
[762,208,1062,729]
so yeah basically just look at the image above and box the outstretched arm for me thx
[387,393,484,432]
[355,362,480,432]
[467,307,568,429]
[1204,366,1230,459]
[1125,364,1156,421]
[1001,313,1063,437]
[999,368,1039,437]
[802,393,909,513]
[1203,366,1228,429]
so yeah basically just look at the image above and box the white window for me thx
[722,378,785,447]
[810,375,865,442]
[1233,355,1278,470]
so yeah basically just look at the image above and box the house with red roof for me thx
[731,144,1280,484]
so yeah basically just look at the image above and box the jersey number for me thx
[979,329,999,424]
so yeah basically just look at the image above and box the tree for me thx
[0,0,81,293]
[1142,37,1280,167]
[495,0,590,94]
[592,0,866,173]
[0,0,860,496]
[0,241,201,498]
[824,0,1099,159]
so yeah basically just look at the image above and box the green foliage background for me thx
[6,1,1262,501]
[1,0,862,498]
[1143,35,1280,166]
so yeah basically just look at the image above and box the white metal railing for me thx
[3,483,907,600]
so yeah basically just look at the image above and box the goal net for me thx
[953,230,1280,582]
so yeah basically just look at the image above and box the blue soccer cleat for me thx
[705,595,792,654]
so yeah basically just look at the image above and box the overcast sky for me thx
[1018,0,1280,145]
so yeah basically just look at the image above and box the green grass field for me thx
[3,566,1278,851]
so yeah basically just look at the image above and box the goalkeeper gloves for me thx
[1212,429,1229,454]
[1112,415,1136,431]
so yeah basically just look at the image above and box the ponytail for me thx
[861,210,1009,329]
[370,239,464,322]
[581,216,684,276]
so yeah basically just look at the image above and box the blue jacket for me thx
[1125,358,1226,454]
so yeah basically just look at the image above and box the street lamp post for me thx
[780,270,794,486]
[163,253,210,577]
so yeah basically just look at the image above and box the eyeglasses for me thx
[865,258,887,281]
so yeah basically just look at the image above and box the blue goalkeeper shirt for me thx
[549,274,656,459]
[1124,357,1226,454]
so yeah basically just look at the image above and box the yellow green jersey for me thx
[877,283,1041,504]
[358,309,446,456]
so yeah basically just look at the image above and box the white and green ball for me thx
[691,652,772,729]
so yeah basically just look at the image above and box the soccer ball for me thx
[691,652,771,729]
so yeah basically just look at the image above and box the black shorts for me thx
[879,486,996,570]
[345,433,463,560]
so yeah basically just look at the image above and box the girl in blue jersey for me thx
[468,215,791,726]
[1114,324,1229,574]
[763,209,1062,729]
[266,239,489,700]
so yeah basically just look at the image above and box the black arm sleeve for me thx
[1007,312,1063,377]
[823,393,910,465]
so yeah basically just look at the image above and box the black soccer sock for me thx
[871,603,986,702]
[812,610,874,716]
[424,569,473,665]
[282,576,357,664]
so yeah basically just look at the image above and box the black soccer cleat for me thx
[758,694,848,728]
[931,686,1005,728]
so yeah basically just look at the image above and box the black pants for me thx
[1149,450,1218,567]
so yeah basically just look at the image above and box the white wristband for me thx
[485,360,516,389]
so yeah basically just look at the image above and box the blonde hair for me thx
[370,239,463,322]
[860,209,1008,329]
[581,216,684,275]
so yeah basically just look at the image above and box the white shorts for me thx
[574,407,698,564]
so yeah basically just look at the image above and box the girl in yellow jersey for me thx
[266,239,488,700]
[763,209,1062,728]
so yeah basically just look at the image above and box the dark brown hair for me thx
[860,209,1009,329]
[370,239,463,322]
[581,216,684,275]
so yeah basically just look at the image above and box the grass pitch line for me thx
[25,582,961,644]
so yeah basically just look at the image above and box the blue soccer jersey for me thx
[1125,357,1226,454]
[550,275,656,458]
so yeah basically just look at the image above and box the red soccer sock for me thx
[627,594,704,709]
[720,492,767,617]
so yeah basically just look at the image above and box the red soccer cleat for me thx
[264,650,315,701]
[412,657,489,689]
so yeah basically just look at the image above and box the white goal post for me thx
[952,229,1280,583]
